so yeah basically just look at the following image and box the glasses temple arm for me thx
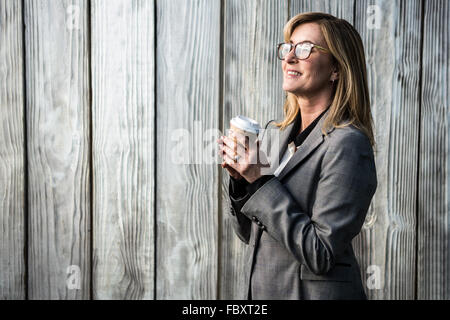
[314,44,330,52]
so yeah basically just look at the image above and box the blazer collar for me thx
[274,107,335,180]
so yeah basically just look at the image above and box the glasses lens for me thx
[278,43,292,59]
[295,43,312,60]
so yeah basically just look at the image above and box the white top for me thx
[273,141,299,177]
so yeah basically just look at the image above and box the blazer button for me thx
[257,221,263,227]
[252,216,258,222]
[261,225,267,231]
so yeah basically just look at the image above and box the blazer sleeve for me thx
[228,175,273,244]
[239,132,378,275]
[226,120,276,245]
[228,177,252,244]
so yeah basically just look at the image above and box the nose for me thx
[284,49,298,64]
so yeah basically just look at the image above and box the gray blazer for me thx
[227,108,377,300]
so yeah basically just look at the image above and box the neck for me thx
[296,90,332,132]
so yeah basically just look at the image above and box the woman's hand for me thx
[217,130,269,183]
[217,136,244,180]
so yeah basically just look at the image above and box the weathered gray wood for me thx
[0,0,444,301]
[0,0,25,299]
[156,0,220,299]
[24,0,91,299]
[220,0,288,299]
[354,0,422,299]
[418,0,450,300]
[290,0,354,22]
[91,0,155,299]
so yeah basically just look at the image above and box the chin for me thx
[283,83,295,92]
[283,85,303,95]
[283,80,305,92]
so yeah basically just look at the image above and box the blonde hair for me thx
[274,12,375,148]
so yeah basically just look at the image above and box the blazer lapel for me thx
[277,120,296,163]
[275,108,335,181]
[259,117,295,177]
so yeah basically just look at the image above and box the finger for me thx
[217,137,228,155]
[222,143,245,160]
[221,160,231,170]
[219,142,238,156]
[217,145,225,159]
[218,150,226,163]
[223,135,246,155]
[217,137,224,151]
[222,161,235,173]
[223,136,252,164]
[223,152,239,169]
[230,130,250,150]
[222,135,236,149]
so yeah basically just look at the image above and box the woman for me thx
[217,12,377,300]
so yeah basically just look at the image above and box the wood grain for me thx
[290,0,355,22]
[24,0,91,299]
[155,0,220,299]
[90,0,155,299]
[1,0,447,300]
[0,0,25,299]
[354,0,422,299]
[418,0,450,300]
[220,0,288,299]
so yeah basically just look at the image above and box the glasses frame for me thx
[277,42,330,60]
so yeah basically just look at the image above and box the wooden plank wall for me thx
[24,0,91,299]
[353,0,422,300]
[419,0,450,299]
[0,0,449,300]
[0,0,25,300]
[91,0,155,300]
[156,0,220,299]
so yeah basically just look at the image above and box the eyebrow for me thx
[289,39,315,44]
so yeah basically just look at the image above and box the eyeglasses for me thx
[277,42,329,60]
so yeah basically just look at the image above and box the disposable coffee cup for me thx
[229,115,261,146]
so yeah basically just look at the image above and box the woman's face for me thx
[282,22,336,96]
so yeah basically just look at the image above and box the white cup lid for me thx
[230,115,261,135]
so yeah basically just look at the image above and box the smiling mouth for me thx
[286,70,302,77]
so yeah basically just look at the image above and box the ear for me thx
[329,57,339,81]
[330,66,339,82]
